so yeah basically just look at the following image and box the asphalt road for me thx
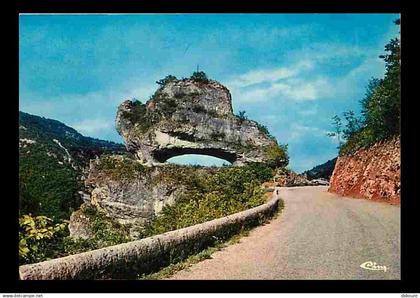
[169,186,400,280]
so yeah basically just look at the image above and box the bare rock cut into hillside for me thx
[329,137,400,204]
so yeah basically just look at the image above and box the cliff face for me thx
[69,155,215,238]
[328,137,400,204]
[116,79,285,167]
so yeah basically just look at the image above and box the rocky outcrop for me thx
[69,155,217,238]
[69,78,288,239]
[329,137,400,204]
[116,79,285,167]
[273,168,314,187]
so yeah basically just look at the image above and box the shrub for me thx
[328,19,400,156]
[237,110,248,123]
[190,71,209,83]
[210,132,226,141]
[63,205,131,255]
[138,163,274,238]
[95,155,150,180]
[264,143,289,168]
[156,75,178,86]
[192,105,207,114]
[19,214,68,264]
[157,97,178,118]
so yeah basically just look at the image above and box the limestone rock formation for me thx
[69,77,288,239]
[116,79,285,167]
[69,154,220,238]
[329,136,400,204]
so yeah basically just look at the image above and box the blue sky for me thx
[19,14,400,172]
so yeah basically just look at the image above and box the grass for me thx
[138,198,284,280]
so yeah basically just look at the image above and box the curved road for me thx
[169,186,400,280]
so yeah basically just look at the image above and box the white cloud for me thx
[286,43,372,65]
[288,124,325,141]
[229,76,330,104]
[229,60,314,88]
[71,118,113,136]
[286,123,335,143]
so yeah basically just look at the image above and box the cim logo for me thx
[360,261,387,272]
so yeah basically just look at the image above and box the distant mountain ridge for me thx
[19,111,126,219]
[302,157,337,181]
[19,111,125,165]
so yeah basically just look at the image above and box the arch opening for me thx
[164,154,232,167]
[153,147,237,165]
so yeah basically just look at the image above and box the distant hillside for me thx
[302,157,337,180]
[19,111,125,219]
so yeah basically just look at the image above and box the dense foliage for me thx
[19,147,82,219]
[121,100,161,132]
[263,143,289,168]
[190,71,209,83]
[19,162,276,264]
[19,207,131,265]
[139,163,274,237]
[19,112,125,219]
[328,20,400,155]
[19,214,68,265]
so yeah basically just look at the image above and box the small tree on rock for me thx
[190,71,209,83]
[156,75,178,86]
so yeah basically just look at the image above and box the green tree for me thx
[327,19,400,155]
[190,71,209,83]
[237,110,248,123]
[156,75,178,85]
[326,115,344,149]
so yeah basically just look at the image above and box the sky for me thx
[19,14,400,172]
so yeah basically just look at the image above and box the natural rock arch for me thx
[116,78,287,167]
[153,148,237,164]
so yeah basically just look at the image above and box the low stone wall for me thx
[19,191,280,280]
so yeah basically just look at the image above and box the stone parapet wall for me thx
[20,191,280,280]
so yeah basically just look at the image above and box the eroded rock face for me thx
[116,79,283,166]
[68,155,218,238]
[329,137,400,204]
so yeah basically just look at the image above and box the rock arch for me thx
[116,79,286,167]
[153,148,237,164]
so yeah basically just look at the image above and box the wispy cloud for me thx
[20,79,157,142]
[227,60,331,104]
[288,124,327,141]
[228,61,313,88]
[71,118,114,136]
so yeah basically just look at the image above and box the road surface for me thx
[169,186,400,280]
